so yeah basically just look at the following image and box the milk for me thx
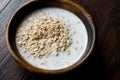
[16,7,88,70]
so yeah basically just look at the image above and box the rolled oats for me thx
[16,16,72,57]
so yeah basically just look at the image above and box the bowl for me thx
[5,0,95,74]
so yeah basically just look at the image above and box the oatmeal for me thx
[16,7,88,70]
[16,16,72,57]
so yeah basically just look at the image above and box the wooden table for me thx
[0,0,120,80]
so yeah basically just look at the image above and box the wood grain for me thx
[0,0,120,80]
[0,0,29,80]
[0,0,11,13]
[0,0,29,63]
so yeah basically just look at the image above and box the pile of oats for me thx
[16,16,72,57]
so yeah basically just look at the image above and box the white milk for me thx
[16,7,88,70]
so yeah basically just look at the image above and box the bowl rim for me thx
[5,0,96,74]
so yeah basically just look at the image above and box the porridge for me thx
[16,7,88,70]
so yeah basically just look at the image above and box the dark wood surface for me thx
[0,0,120,80]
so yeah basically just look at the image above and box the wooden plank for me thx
[0,54,28,80]
[0,0,29,80]
[0,0,29,62]
[0,0,11,13]
[0,0,11,64]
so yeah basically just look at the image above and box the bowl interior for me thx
[6,0,95,74]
